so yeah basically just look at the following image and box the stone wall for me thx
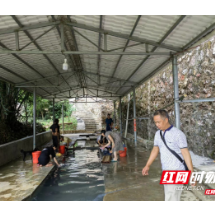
[0,131,52,167]
[116,36,215,159]
[73,100,114,129]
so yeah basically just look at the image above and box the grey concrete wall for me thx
[0,131,52,167]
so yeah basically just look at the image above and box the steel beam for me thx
[16,85,61,87]
[104,34,107,51]
[15,71,75,85]
[15,31,19,51]
[111,15,141,78]
[107,42,143,52]
[0,21,60,35]
[0,19,185,52]
[50,16,81,94]
[116,15,186,94]
[73,28,104,51]
[121,58,170,97]
[124,94,130,138]
[178,98,215,103]
[183,21,215,50]
[119,97,122,136]
[10,16,65,95]
[98,16,103,86]
[172,55,180,129]
[0,50,171,55]
[82,71,136,84]
[20,26,55,50]
[33,87,36,149]
[66,15,87,88]
[60,24,65,51]
[66,22,181,52]
[133,88,137,146]
[45,96,120,98]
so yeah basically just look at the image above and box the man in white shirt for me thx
[142,110,196,201]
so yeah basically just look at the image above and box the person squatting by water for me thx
[60,136,76,153]
[142,109,196,201]
[105,114,113,131]
[101,130,124,162]
[38,145,60,167]
[96,131,108,146]
[50,119,60,151]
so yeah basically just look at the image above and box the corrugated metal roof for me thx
[0,15,215,102]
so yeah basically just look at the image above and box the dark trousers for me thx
[52,136,58,148]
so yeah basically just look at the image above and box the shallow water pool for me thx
[30,140,105,201]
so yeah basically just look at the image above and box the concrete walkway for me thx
[0,133,97,201]
[0,140,55,201]
[102,141,199,201]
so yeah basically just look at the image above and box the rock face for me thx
[116,38,215,159]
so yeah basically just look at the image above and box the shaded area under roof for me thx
[0,15,215,102]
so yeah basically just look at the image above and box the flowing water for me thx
[30,140,105,201]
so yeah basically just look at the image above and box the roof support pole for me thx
[60,24,65,51]
[53,98,55,123]
[119,97,122,137]
[15,31,19,51]
[62,103,64,135]
[113,101,116,128]
[172,55,180,129]
[104,34,107,51]
[133,88,137,147]
[33,87,36,149]
[124,93,130,138]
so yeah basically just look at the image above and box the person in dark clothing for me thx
[50,119,60,151]
[96,131,108,146]
[105,114,113,131]
[38,146,60,167]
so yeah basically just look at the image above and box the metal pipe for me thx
[65,22,181,52]
[124,94,130,138]
[60,24,65,51]
[133,88,137,146]
[15,31,19,51]
[104,34,107,51]
[119,97,122,136]
[20,26,55,50]
[172,55,180,129]
[0,21,60,35]
[16,85,61,87]
[114,101,116,127]
[178,98,215,103]
[33,87,36,149]
[53,98,55,123]
[73,28,104,51]
[0,50,171,55]
[62,103,64,135]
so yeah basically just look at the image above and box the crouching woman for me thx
[38,146,60,167]
[101,130,124,162]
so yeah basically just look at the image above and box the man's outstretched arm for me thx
[142,146,159,176]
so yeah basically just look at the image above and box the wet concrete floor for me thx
[0,158,53,201]
[103,140,199,201]
[0,136,200,201]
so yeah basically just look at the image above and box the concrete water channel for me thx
[0,133,206,201]
[28,139,199,201]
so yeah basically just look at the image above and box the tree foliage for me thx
[0,80,75,144]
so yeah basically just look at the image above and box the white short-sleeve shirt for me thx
[154,125,188,170]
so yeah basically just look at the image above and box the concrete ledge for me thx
[125,133,154,149]
[0,131,52,167]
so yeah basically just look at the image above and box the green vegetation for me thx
[0,80,77,144]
